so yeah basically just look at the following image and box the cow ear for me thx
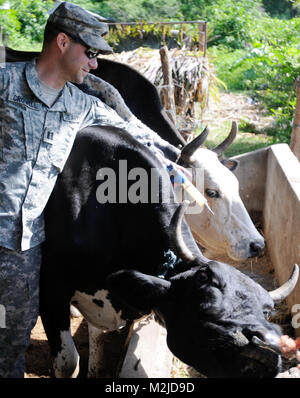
[221,158,239,171]
[106,270,171,312]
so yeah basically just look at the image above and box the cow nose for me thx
[249,240,264,257]
[243,328,282,354]
[242,328,265,343]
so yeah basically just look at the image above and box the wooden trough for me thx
[233,143,300,331]
[118,143,300,378]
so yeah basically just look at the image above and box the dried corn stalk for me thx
[102,47,210,136]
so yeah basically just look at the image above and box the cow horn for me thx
[178,126,209,163]
[212,121,238,156]
[170,200,196,263]
[269,264,299,303]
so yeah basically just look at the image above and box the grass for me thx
[196,119,273,158]
[208,47,251,92]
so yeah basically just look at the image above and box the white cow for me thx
[176,122,265,261]
[75,70,264,262]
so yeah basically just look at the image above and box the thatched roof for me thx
[102,47,210,136]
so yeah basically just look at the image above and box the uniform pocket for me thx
[0,104,34,162]
[41,129,65,173]
[46,129,76,173]
[46,113,81,172]
[62,112,82,124]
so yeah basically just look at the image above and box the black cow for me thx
[40,126,298,378]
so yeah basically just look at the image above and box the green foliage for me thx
[72,0,266,51]
[205,0,264,49]
[262,0,293,19]
[106,22,203,52]
[212,16,300,143]
[0,9,21,44]
[107,23,171,51]
[1,0,53,50]
[71,0,183,21]
[10,0,53,42]
[2,0,298,145]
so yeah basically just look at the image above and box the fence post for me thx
[198,22,207,55]
[291,78,300,161]
[159,45,176,126]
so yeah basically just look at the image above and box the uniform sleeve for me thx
[83,73,133,121]
[81,74,179,159]
[126,114,180,160]
[87,97,179,153]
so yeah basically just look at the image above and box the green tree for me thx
[177,0,214,21]
[0,0,21,45]
[71,0,183,21]
[10,0,53,42]
[0,0,53,48]
[206,0,264,49]
[262,0,293,18]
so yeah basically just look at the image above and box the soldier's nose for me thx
[88,57,98,70]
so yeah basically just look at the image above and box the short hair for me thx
[42,21,62,47]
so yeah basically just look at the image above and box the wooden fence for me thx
[106,20,207,55]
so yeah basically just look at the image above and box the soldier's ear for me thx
[106,270,171,312]
[56,32,71,53]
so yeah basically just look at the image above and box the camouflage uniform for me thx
[0,60,167,252]
[0,2,173,377]
[0,245,41,377]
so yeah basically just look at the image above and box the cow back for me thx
[43,126,201,280]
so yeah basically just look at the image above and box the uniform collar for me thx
[25,59,73,112]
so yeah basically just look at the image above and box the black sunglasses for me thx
[62,31,101,59]
[85,48,101,59]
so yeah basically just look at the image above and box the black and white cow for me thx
[5,47,265,261]
[40,126,298,378]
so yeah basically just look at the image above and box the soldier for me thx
[0,1,181,377]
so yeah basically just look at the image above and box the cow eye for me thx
[263,306,274,320]
[263,310,271,320]
[205,189,220,198]
[196,271,209,285]
[211,277,225,290]
[211,277,220,288]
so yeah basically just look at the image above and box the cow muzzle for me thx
[228,235,265,261]
[249,239,265,258]
[252,335,282,355]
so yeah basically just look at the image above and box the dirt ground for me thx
[25,314,131,378]
[24,92,282,378]
[201,91,275,131]
[25,313,91,378]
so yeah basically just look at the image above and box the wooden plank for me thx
[119,317,173,378]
